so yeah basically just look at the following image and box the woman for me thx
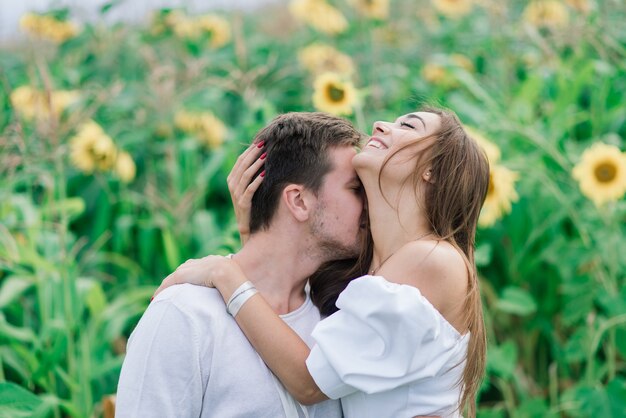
[156,107,489,417]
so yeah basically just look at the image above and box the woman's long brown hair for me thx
[417,107,489,417]
[310,106,489,417]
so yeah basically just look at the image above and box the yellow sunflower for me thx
[196,15,231,48]
[432,0,474,18]
[464,126,501,164]
[168,12,231,48]
[298,44,355,76]
[11,85,80,121]
[421,62,458,88]
[20,13,79,43]
[312,73,357,116]
[572,143,626,207]
[347,0,390,19]
[174,110,228,149]
[479,164,519,227]
[171,15,202,39]
[523,1,569,29]
[421,63,446,84]
[115,151,136,183]
[290,0,348,35]
[450,53,475,72]
[70,121,118,174]
[566,0,592,14]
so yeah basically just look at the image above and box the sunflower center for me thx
[327,83,345,102]
[594,161,617,183]
[487,173,494,196]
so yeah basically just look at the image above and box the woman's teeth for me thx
[367,138,387,149]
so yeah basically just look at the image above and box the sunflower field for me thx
[1,0,626,416]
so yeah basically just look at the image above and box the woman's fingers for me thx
[227,141,265,191]
[153,273,178,298]
[152,257,230,300]
[235,156,265,203]
[229,149,265,198]
[239,169,264,206]
[227,142,266,244]
[153,260,198,298]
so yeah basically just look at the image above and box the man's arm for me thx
[116,296,205,417]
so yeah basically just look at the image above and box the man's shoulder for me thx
[152,284,228,319]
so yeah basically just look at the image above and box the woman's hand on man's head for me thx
[228,141,266,245]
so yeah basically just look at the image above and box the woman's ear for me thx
[422,168,435,184]
[282,184,314,222]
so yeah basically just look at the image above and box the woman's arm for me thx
[154,256,328,405]
[227,281,328,405]
[227,141,265,245]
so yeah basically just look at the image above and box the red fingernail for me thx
[256,141,265,148]
[150,296,154,302]
[260,170,265,177]
[260,152,267,160]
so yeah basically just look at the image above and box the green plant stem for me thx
[586,313,626,384]
[495,377,517,416]
[549,362,558,409]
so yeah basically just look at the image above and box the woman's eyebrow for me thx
[406,113,426,129]
[405,114,426,129]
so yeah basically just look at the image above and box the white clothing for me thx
[116,284,342,418]
[306,275,469,418]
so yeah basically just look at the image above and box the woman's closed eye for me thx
[400,121,416,129]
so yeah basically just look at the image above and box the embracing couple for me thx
[116,108,489,418]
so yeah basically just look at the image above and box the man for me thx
[116,112,364,417]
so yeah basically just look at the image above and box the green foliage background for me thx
[1,0,625,416]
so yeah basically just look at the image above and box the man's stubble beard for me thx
[309,204,361,263]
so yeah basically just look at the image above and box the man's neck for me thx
[232,230,323,315]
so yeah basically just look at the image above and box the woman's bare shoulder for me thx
[378,240,469,318]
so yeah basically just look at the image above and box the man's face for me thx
[310,145,364,260]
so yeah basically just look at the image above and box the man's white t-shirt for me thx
[116,284,342,418]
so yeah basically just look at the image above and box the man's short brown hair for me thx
[249,112,362,233]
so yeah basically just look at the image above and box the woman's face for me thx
[352,111,442,183]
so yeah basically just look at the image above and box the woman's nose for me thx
[373,121,390,134]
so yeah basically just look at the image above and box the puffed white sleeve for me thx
[305,275,468,399]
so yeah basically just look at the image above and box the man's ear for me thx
[282,184,315,222]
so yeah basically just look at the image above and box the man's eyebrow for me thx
[405,114,426,129]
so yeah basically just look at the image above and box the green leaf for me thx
[562,384,611,417]
[40,197,85,221]
[478,406,505,418]
[162,228,181,272]
[487,340,518,379]
[99,0,123,15]
[0,347,31,382]
[563,327,592,363]
[607,378,626,418]
[496,286,537,316]
[0,313,35,343]
[513,398,557,418]
[0,382,42,417]
[85,280,107,318]
[616,328,626,359]
[0,276,34,308]
[0,226,19,262]
[475,243,492,267]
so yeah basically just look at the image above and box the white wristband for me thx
[226,281,258,317]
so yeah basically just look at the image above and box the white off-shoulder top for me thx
[305,275,469,418]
